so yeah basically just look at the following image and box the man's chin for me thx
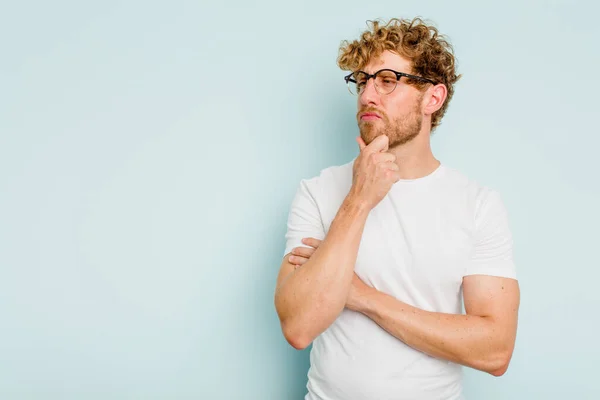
[360,130,386,146]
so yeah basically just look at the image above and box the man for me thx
[274,17,520,400]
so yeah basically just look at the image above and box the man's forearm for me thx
[275,195,369,349]
[356,290,513,375]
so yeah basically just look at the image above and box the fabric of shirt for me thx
[283,160,517,400]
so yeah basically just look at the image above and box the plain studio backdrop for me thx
[1,0,599,399]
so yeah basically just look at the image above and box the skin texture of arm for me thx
[274,196,369,350]
[290,240,520,375]
[349,273,520,376]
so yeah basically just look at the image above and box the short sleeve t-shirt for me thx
[283,160,517,400]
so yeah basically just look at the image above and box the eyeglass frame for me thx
[344,68,437,95]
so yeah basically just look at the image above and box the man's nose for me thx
[359,78,379,105]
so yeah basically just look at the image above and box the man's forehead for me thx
[362,50,411,73]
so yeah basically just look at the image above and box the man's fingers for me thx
[292,246,316,258]
[372,152,396,164]
[382,161,399,171]
[301,237,322,248]
[358,135,390,154]
[289,255,309,266]
[289,238,321,267]
[366,134,389,153]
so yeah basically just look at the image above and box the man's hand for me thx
[289,237,374,311]
[288,237,322,269]
[349,135,401,211]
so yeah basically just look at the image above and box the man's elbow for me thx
[274,300,312,350]
[286,334,311,351]
[489,362,509,377]
[281,321,312,350]
[486,350,513,377]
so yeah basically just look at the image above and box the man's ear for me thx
[423,84,448,115]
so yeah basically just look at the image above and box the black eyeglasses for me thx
[344,69,437,96]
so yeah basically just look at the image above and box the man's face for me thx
[356,50,425,149]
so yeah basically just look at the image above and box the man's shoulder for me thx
[291,160,355,223]
[298,159,354,195]
[439,165,506,210]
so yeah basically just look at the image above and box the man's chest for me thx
[324,195,475,304]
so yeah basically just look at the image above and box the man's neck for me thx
[388,131,440,180]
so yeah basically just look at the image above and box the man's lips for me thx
[360,112,382,121]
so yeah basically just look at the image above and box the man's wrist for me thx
[342,192,370,217]
[354,286,377,314]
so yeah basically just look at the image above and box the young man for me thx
[274,18,520,400]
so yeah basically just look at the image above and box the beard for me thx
[358,97,424,149]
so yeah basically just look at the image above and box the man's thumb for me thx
[371,134,389,152]
[356,136,366,151]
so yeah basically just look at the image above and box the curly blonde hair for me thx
[338,17,461,130]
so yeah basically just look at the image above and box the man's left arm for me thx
[292,189,520,375]
[350,187,520,376]
[349,273,520,376]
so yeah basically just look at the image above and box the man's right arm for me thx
[274,134,398,350]
[274,194,369,350]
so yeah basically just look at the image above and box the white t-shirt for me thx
[283,160,517,400]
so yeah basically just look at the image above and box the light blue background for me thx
[1,0,599,399]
